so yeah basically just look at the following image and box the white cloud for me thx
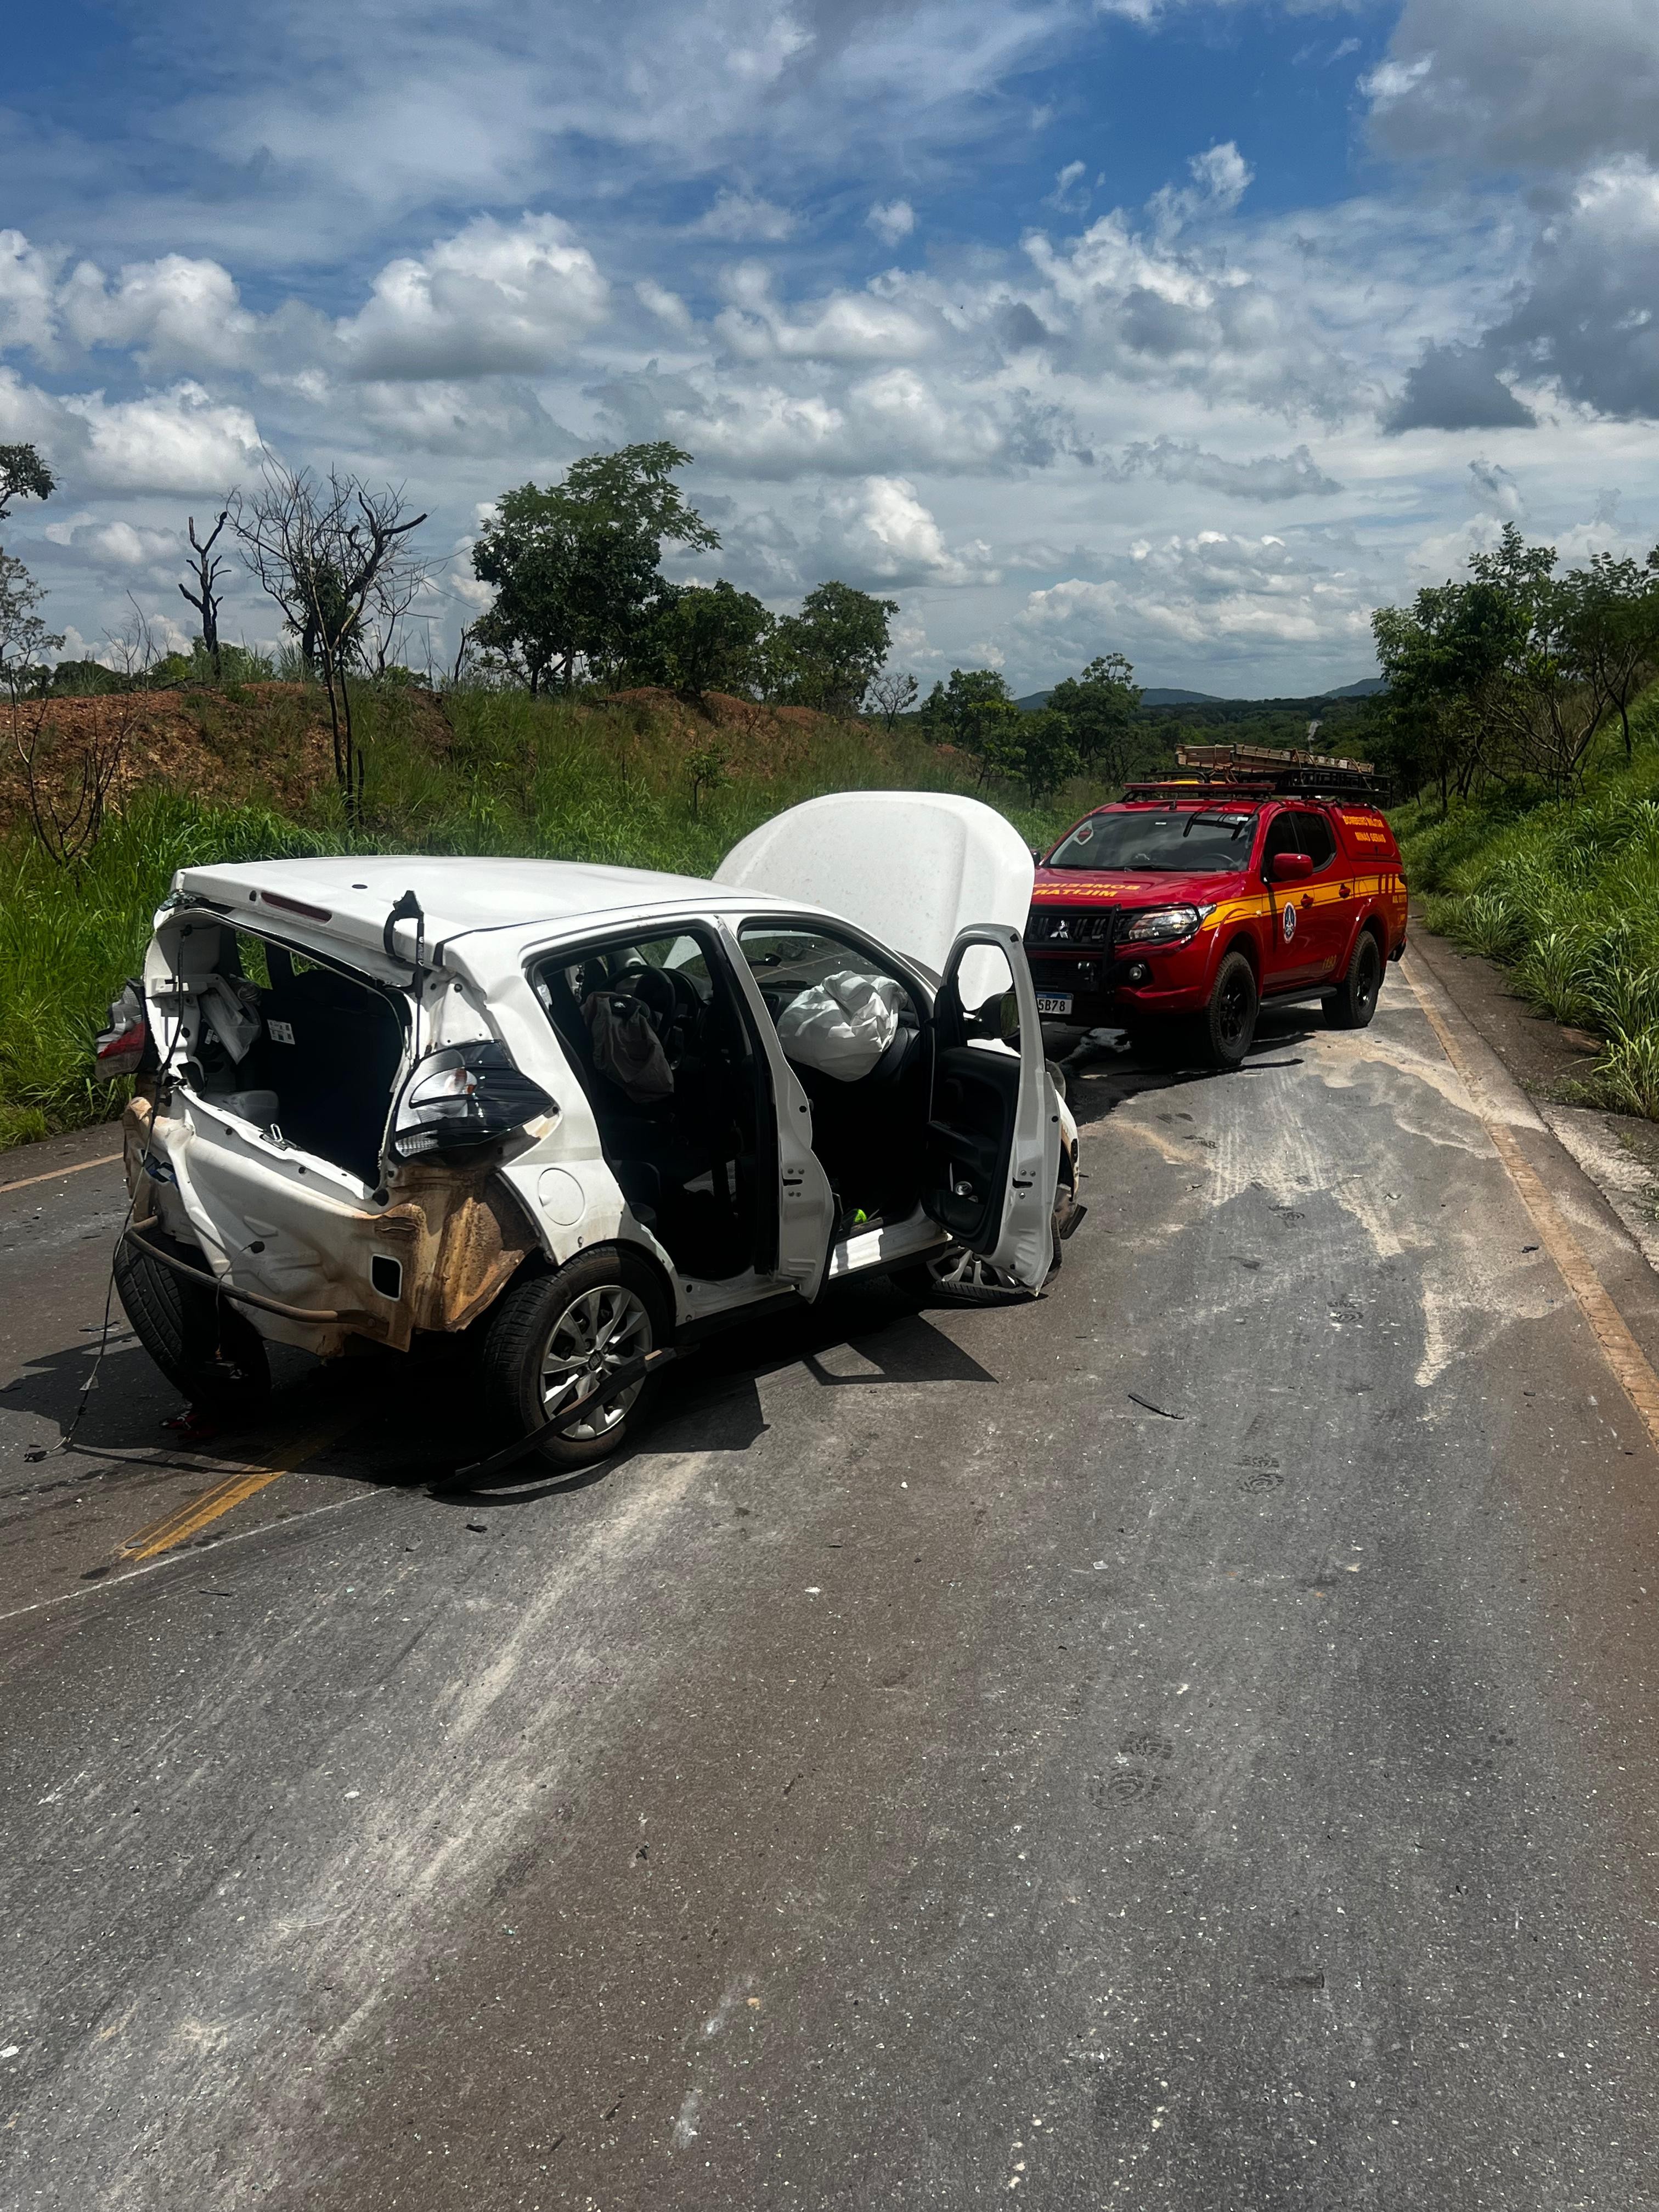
[817,475,995,587]
[1046,160,1091,215]
[636,280,693,331]
[0,231,62,356]
[692,189,798,242]
[62,382,262,494]
[336,213,609,380]
[42,517,182,570]
[59,253,261,373]
[1022,530,1376,658]
[866,199,917,247]
[715,264,935,362]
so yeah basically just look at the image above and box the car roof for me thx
[170,854,810,969]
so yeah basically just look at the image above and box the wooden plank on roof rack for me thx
[1175,741,1373,774]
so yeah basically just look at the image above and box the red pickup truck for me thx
[1025,763,1408,1067]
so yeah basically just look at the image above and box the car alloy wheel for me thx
[539,1284,654,1440]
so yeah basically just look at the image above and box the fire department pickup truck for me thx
[1025,747,1408,1067]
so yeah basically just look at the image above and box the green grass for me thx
[1393,685,1659,1119]
[0,682,1098,1148]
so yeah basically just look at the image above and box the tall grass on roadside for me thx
[0,792,328,1147]
[1395,695,1659,1119]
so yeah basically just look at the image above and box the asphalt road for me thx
[3,959,1657,2210]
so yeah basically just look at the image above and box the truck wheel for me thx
[478,1249,670,1473]
[1325,931,1383,1030]
[1199,950,1258,1069]
[114,1229,270,1421]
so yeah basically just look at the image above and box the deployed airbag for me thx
[777,970,902,1082]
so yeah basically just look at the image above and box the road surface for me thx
[2,950,1656,2209]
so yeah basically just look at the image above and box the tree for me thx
[0,552,64,705]
[1371,578,1519,808]
[0,444,53,521]
[632,580,775,700]
[234,459,427,814]
[471,442,718,694]
[179,510,231,680]
[1046,653,1141,781]
[766,582,897,715]
[1559,552,1659,761]
[867,670,918,729]
[920,667,1023,787]
[1009,708,1081,805]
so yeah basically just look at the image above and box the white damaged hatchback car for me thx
[101,793,1084,1472]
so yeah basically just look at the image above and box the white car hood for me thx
[715,792,1034,975]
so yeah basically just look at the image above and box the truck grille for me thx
[1026,907,1119,947]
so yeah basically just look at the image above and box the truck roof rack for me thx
[1119,743,1382,803]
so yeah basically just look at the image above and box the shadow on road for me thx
[1054,1003,1318,1129]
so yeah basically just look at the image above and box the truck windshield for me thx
[1046,808,1257,873]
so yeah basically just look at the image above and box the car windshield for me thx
[1046,808,1257,873]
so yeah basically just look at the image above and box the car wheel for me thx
[1199,949,1259,1068]
[114,1227,271,1421]
[478,1249,670,1472]
[1327,930,1383,1030]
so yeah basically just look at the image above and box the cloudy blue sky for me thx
[3,0,1658,696]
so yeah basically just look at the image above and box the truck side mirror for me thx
[1269,851,1314,884]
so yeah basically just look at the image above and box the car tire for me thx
[114,1228,271,1421]
[1326,930,1384,1030]
[1199,949,1259,1068]
[477,1249,670,1474]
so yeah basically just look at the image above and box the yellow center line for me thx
[0,1151,124,1198]
[1407,966,1659,1448]
[117,1416,358,1561]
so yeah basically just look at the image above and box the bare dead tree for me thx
[179,509,232,680]
[866,669,918,730]
[233,458,427,816]
[15,696,132,867]
[108,594,161,687]
[367,560,426,676]
[450,621,476,691]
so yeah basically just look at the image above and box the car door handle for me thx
[1339,882,1352,898]
[1299,895,1314,909]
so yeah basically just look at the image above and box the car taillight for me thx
[392,1042,555,1159]
[94,981,154,1079]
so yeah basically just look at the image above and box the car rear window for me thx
[1047,808,1257,873]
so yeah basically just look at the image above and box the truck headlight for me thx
[393,1042,555,1158]
[1122,904,1208,946]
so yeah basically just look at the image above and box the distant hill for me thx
[1017,679,1380,711]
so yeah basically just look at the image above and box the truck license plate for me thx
[1035,992,1074,1016]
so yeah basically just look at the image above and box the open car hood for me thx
[715,792,1035,976]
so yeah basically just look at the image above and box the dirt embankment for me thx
[0,684,451,829]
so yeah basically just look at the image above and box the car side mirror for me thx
[1031,848,1046,867]
[1269,851,1314,884]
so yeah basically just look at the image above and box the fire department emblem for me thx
[1282,903,1297,943]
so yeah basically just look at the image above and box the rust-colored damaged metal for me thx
[376,1158,537,1338]
[121,1093,155,1198]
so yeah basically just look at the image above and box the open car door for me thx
[923,923,1060,1291]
